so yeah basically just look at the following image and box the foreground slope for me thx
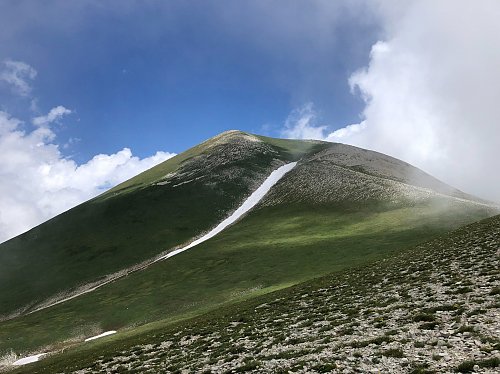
[0,131,497,359]
[12,214,500,373]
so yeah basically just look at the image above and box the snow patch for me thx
[158,162,297,261]
[12,353,45,366]
[84,330,117,342]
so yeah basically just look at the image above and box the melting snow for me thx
[84,330,117,342]
[12,353,46,366]
[158,162,297,261]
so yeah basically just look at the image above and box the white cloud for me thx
[344,0,500,202]
[280,103,327,140]
[283,1,500,202]
[326,122,366,143]
[0,59,37,96]
[280,103,366,145]
[32,105,72,126]
[0,110,175,243]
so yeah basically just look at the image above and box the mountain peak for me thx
[206,130,262,147]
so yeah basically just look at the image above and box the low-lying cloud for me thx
[283,1,500,203]
[0,108,174,243]
[0,59,176,243]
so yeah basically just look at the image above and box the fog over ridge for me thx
[283,1,500,203]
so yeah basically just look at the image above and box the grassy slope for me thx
[11,214,500,373]
[0,133,324,317]
[0,197,492,355]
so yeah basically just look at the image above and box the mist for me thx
[337,1,500,202]
[285,1,500,202]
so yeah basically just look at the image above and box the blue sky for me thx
[2,1,500,242]
[0,1,379,162]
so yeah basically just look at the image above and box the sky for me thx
[1,0,499,242]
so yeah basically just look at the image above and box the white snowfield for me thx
[157,161,297,261]
[84,330,117,342]
[12,353,45,366]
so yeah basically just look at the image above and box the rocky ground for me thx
[156,131,284,192]
[57,216,500,374]
[259,156,496,213]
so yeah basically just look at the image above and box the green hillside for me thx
[0,131,497,366]
[10,213,500,373]
[0,131,326,318]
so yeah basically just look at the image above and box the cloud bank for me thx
[0,110,174,243]
[283,1,500,202]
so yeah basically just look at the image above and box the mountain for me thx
[0,130,497,367]
[0,131,321,318]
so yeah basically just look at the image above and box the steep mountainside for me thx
[0,131,325,319]
[11,214,500,373]
[0,131,497,365]
[259,143,487,207]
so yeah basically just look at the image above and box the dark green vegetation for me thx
[456,357,500,373]
[0,130,498,366]
[11,213,500,373]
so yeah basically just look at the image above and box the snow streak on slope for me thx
[12,353,46,366]
[158,162,297,261]
[22,162,297,316]
[84,331,117,342]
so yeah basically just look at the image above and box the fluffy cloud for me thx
[0,109,175,243]
[0,59,37,96]
[283,1,500,202]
